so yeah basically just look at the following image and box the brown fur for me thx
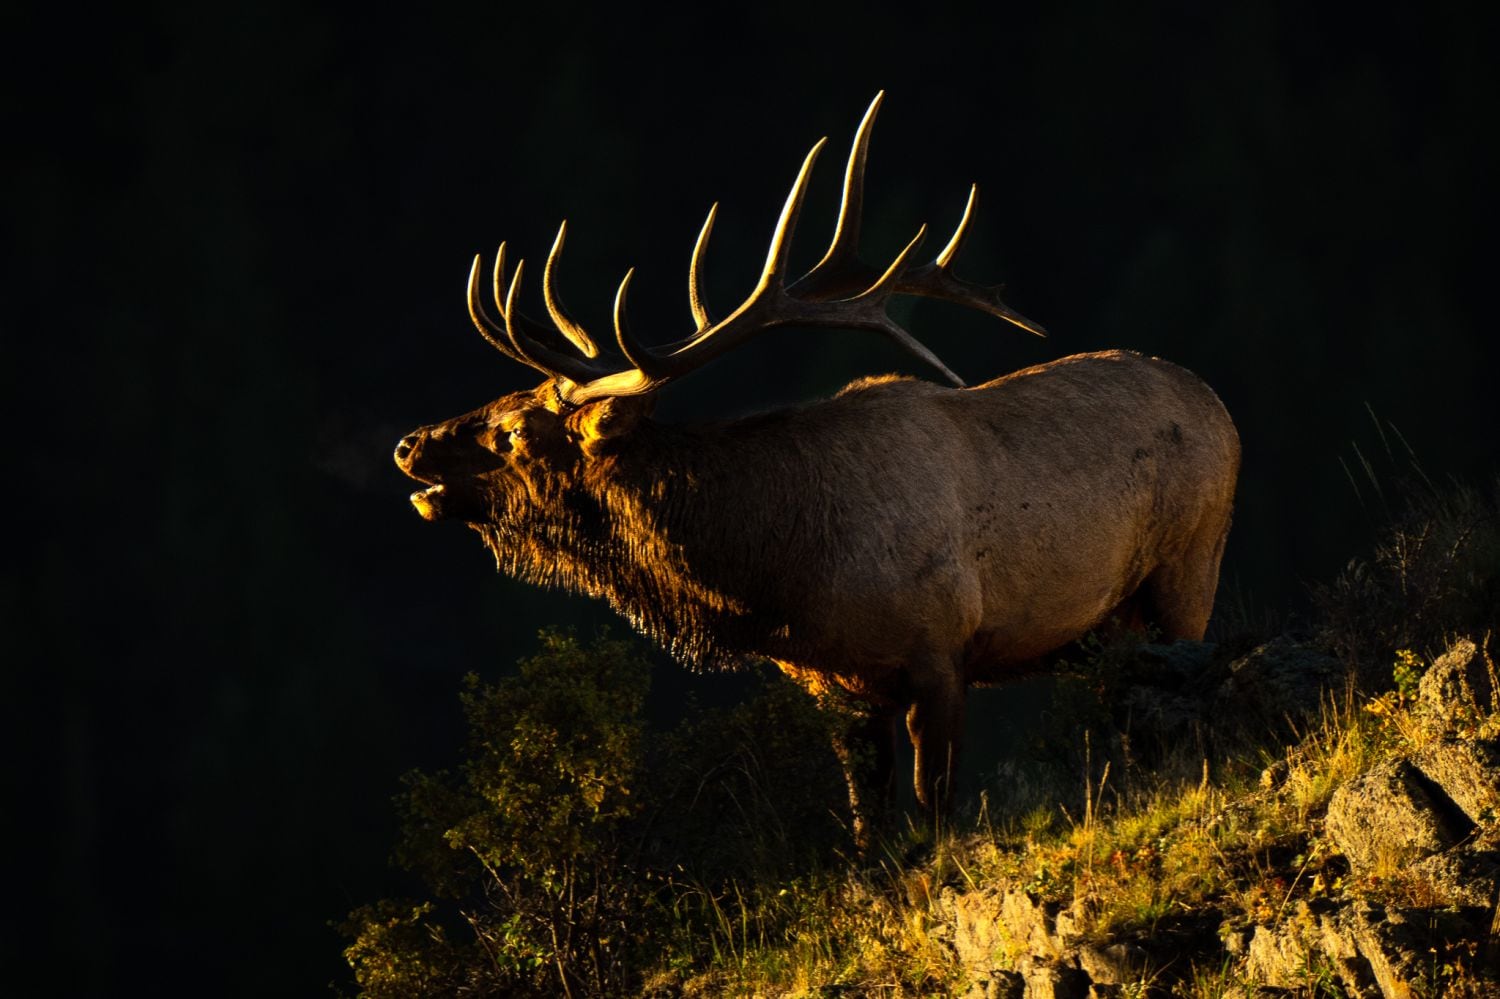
[395,349,1240,828]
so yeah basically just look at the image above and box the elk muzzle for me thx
[393,431,445,521]
[394,418,513,522]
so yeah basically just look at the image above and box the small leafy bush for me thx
[340,631,848,997]
[342,631,652,997]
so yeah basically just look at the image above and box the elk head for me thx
[393,93,1045,548]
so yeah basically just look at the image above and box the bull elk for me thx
[394,94,1240,836]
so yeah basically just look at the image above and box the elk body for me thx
[394,95,1240,833]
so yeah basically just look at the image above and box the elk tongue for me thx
[410,484,446,521]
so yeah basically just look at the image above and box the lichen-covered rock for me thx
[1325,759,1466,871]
[992,969,1026,999]
[1410,736,1500,826]
[1015,956,1091,999]
[1220,920,1253,957]
[1115,640,1217,745]
[1241,896,1481,999]
[946,888,1010,973]
[1246,901,1381,998]
[1406,840,1500,908]
[1050,900,1090,951]
[960,969,1025,999]
[944,887,1071,974]
[1131,640,1218,686]
[1214,637,1344,733]
[1306,902,1380,998]
[1417,638,1493,727]
[1337,902,1456,999]
[1000,890,1066,959]
[1245,919,1310,990]
[1073,942,1148,985]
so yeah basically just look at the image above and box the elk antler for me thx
[467,92,1047,407]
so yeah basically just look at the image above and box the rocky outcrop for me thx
[1322,638,1500,913]
[1418,638,1496,726]
[1239,900,1482,999]
[1412,737,1500,826]
[941,884,1222,997]
[937,636,1500,999]
[1324,758,1469,870]
[1108,636,1345,753]
[1211,637,1345,734]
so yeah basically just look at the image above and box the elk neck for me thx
[560,409,837,669]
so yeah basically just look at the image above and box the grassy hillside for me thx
[341,479,1500,997]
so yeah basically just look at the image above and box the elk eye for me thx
[508,427,526,446]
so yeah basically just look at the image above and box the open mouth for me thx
[410,484,447,521]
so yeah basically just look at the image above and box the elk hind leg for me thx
[906,669,965,816]
[1142,516,1232,641]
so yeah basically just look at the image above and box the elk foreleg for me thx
[906,668,965,815]
[832,705,901,850]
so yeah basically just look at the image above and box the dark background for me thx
[7,1,1495,992]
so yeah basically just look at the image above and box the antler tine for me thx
[500,259,553,374]
[613,268,674,380]
[543,221,602,357]
[479,254,618,384]
[935,184,978,270]
[789,90,884,300]
[856,222,928,300]
[830,91,881,265]
[688,203,718,331]
[469,252,539,369]
[895,185,1049,337]
[757,137,828,294]
[491,243,509,317]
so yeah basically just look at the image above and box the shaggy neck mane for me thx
[481,407,833,669]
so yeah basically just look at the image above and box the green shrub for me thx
[643,672,848,884]
[340,632,849,996]
[342,631,652,997]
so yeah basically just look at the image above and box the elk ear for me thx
[568,395,655,452]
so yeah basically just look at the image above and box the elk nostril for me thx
[394,435,417,464]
